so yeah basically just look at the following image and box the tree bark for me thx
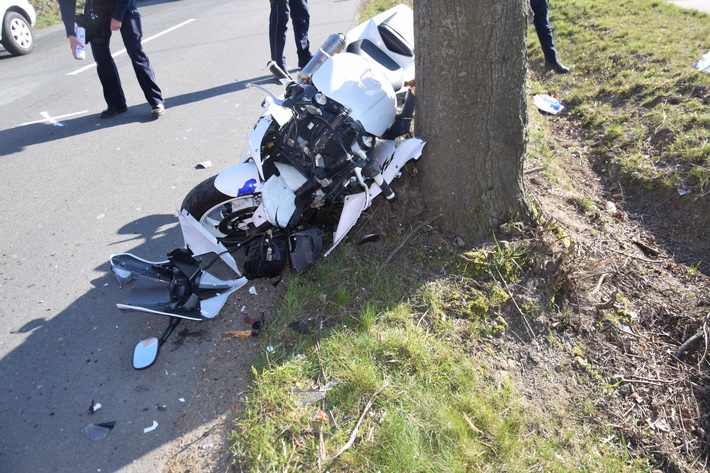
[414,0,531,241]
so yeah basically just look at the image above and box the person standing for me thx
[269,0,313,72]
[530,0,569,74]
[58,0,165,119]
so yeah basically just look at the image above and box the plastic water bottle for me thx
[75,26,86,60]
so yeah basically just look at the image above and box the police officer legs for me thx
[91,7,164,118]
[269,0,313,71]
[530,0,569,74]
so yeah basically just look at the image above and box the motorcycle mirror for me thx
[133,336,160,370]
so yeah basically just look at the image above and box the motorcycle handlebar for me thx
[267,61,294,83]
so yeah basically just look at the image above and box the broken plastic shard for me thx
[83,421,115,440]
[293,381,339,407]
[692,51,710,73]
[293,389,326,407]
[533,94,564,115]
[249,286,257,295]
[144,420,159,433]
[195,160,212,169]
[89,400,102,414]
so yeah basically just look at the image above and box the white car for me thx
[1,0,36,56]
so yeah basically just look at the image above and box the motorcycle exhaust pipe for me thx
[268,60,293,83]
[298,33,346,82]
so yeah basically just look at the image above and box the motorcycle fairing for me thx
[214,161,263,198]
[312,53,396,137]
[110,252,246,320]
[109,211,248,319]
[324,137,425,256]
[344,3,415,88]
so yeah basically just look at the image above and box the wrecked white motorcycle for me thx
[109,4,425,369]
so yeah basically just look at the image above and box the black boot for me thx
[546,60,570,74]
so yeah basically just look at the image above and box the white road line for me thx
[19,110,89,127]
[66,18,196,76]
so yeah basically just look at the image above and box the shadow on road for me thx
[0,212,227,471]
[0,73,274,157]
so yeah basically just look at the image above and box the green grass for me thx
[229,239,650,472]
[530,0,710,195]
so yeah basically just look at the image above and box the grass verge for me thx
[530,0,710,195]
[228,238,650,471]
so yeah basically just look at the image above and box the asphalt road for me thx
[668,0,710,12]
[0,0,359,471]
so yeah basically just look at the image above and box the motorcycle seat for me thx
[346,39,405,91]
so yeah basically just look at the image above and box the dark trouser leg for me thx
[288,0,311,66]
[269,0,289,70]
[121,9,163,107]
[530,0,558,63]
[91,34,126,107]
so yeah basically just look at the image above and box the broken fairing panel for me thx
[325,137,424,256]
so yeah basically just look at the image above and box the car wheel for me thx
[2,11,34,56]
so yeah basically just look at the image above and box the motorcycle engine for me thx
[264,84,365,200]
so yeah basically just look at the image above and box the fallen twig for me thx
[359,214,442,300]
[325,382,388,464]
[608,248,663,264]
[462,412,498,454]
[385,214,443,264]
[490,267,537,343]
[676,324,708,359]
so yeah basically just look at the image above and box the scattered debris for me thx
[358,234,380,244]
[249,286,257,295]
[195,160,212,169]
[224,330,253,339]
[88,400,102,414]
[144,420,159,433]
[293,381,339,407]
[288,320,311,334]
[692,50,710,73]
[83,422,115,440]
[533,94,564,114]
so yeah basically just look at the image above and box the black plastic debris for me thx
[359,234,380,245]
[288,320,311,334]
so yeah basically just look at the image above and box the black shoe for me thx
[151,103,165,118]
[298,54,313,69]
[546,60,570,74]
[100,104,128,119]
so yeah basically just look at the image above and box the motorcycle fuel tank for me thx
[312,52,396,137]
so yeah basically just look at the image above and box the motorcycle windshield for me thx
[312,53,396,136]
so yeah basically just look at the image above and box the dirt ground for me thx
[162,90,709,473]
[506,102,710,471]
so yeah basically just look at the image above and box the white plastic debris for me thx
[533,94,564,115]
[692,50,710,73]
[144,420,158,433]
[249,286,257,295]
[196,160,213,169]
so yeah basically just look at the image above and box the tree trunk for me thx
[414,0,530,241]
